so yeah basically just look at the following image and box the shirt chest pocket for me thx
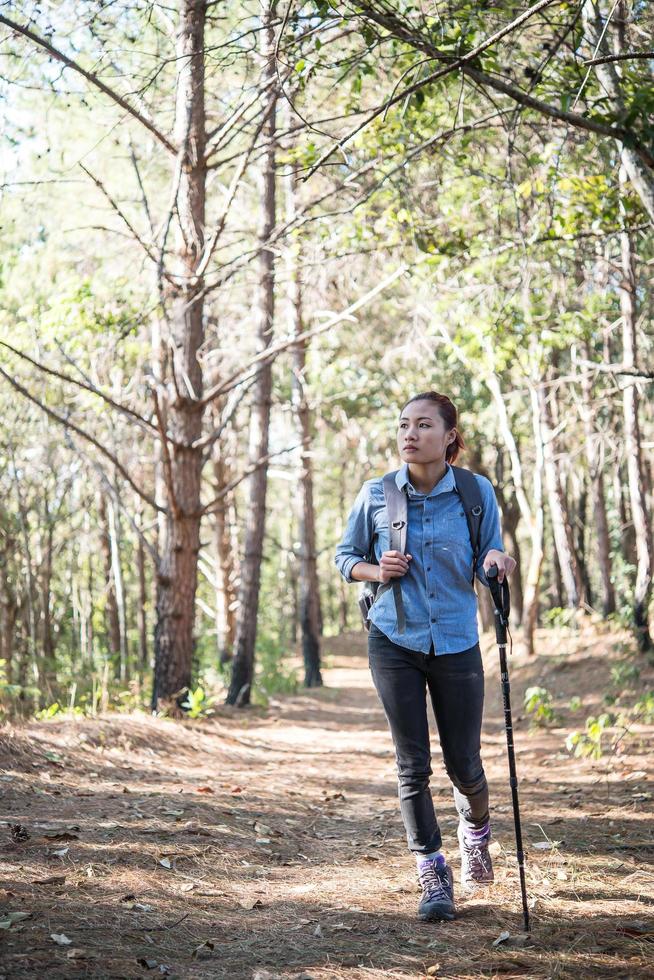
[435,506,472,554]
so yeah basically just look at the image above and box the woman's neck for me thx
[407,459,448,495]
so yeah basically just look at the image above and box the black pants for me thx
[368,624,489,855]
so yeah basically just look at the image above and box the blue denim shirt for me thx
[334,462,504,655]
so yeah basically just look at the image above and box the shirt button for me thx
[426,566,431,571]
[429,593,434,598]
[425,540,431,546]
[430,618,436,624]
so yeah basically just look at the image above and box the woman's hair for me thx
[400,391,465,463]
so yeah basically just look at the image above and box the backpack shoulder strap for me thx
[450,466,484,585]
[379,471,407,634]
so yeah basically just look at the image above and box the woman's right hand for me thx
[378,550,412,584]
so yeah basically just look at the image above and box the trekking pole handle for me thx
[486,564,510,627]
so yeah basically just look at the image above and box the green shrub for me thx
[610,662,640,688]
[566,713,614,760]
[543,607,575,628]
[179,686,216,719]
[524,686,557,726]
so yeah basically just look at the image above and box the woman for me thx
[334,391,516,922]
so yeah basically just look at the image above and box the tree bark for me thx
[618,168,653,651]
[152,0,207,710]
[226,2,278,707]
[287,165,322,688]
[98,492,121,668]
[136,519,148,674]
[524,381,545,655]
[538,380,586,609]
[580,341,615,616]
[211,447,239,663]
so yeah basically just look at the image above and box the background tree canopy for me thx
[0,0,652,715]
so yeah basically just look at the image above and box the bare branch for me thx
[584,51,654,66]
[199,260,410,407]
[0,366,162,513]
[200,443,302,516]
[80,164,167,272]
[0,339,160,439]
[0,14,177,156]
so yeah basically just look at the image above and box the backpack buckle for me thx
[471,505,482,517]
[391,520,405,530]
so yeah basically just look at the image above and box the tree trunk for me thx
[485,370,539,648]
[98,493,121,668]
[152,0,207,710]
[575,476,593,609]
[287,165,322,688]
[211,448,239,663]
[581,340,616,617]
[226,2,278,707]
[538,380,586,609]
[107,498,128,681]
[136,521,148,674]
[618,168,653,651]
[524,382,545,655]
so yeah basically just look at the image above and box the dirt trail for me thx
[1,625,653,979]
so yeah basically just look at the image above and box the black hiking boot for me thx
[417,855,455,921]
[457,823,494,891]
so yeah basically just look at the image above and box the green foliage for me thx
[180,686,216,719]
[633,691,654,725]
[566,713,613,760]
[542,607,576,629]
[610,662,640,688]
[567,695,582,712]
[35,701,62,721]
[252,635,299,705]
[524,686,557,727]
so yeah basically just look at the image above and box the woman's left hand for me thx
[483,550,516,583]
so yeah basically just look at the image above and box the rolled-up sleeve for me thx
[334,482,374,583]
[475,476,504,588]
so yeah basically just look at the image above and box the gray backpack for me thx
[358,467,484,633]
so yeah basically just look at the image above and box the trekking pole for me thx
[486,565,530,934]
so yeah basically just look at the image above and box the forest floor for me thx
[1,621,653,980]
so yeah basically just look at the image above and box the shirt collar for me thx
[396,461,455,497]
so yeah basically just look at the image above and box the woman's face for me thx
[397,400,456,465]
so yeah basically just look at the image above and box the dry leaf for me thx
[158,857,172,870]
[254,821,272,834]
[192,940,215,959]
[33,875,66,886]
[66,949,87,959]
[492,931,510,947]
[230,785,243,794]
[313,924,322,937]
[0,911,32,929]
[533,840,560,850]
[427,966,441,977]
[42,832,79,841]
[51,847,69,858]
[239,897,263,910]
[180,883,194,892]
[51,933,73,945]
[196,786,214,794]
[488,840,502,857]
